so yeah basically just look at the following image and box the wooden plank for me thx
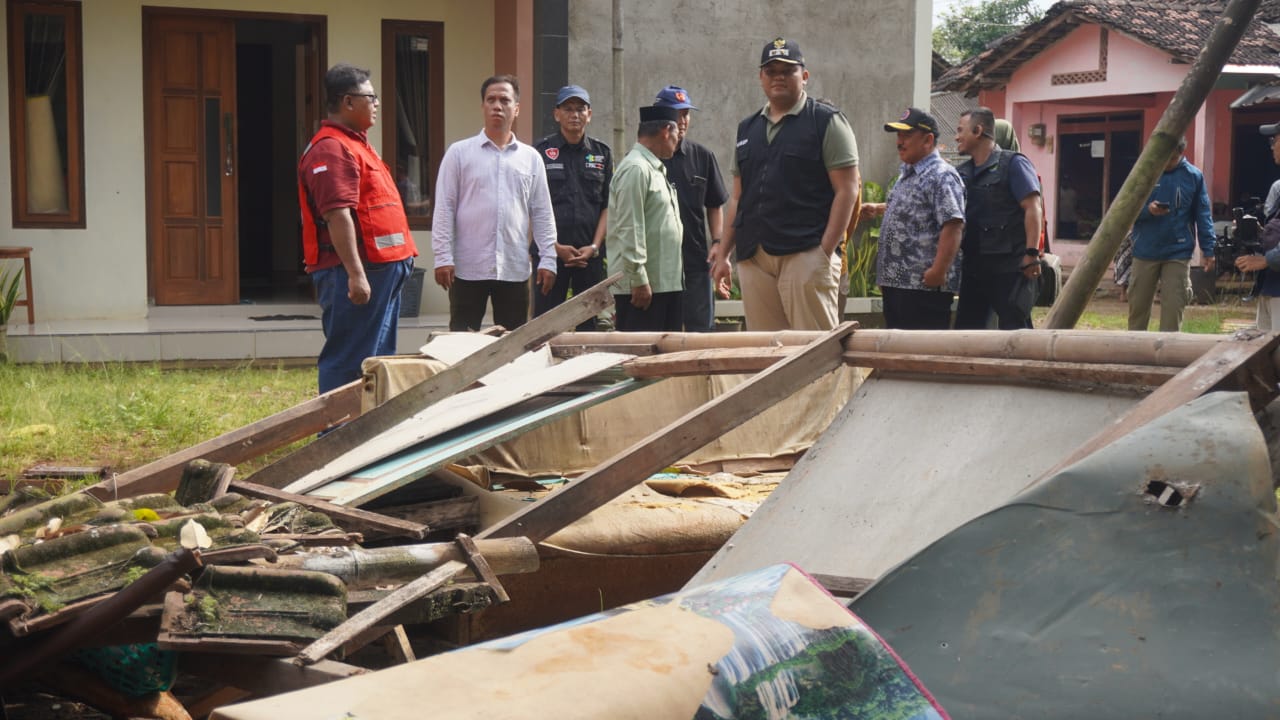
[179,654,367,696]
[478,322,857,544]
[247,273,619,490]
[360,496,478,540]
[380,625,416,664]
[844,352,1180,387]
[809,573,874,599]
[306,378,645,508]
[294,560,466,666]
[1035,332,1280,485]
[285,352,633,502]
[623,347,794,377]
[229,480,428,540]
[84,379,362,501]
[455,533,509,603]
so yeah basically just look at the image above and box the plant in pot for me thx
[0,264,24,362]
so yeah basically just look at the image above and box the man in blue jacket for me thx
[1127,138,1215,331]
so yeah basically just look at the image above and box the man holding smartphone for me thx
[1126,137,1215,332]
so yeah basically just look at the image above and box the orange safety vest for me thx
[297,124,416,266]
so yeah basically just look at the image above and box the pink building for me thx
[934,0,1280,245]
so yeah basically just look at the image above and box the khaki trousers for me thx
[739,246,840,331]
[1127,257,1190,332]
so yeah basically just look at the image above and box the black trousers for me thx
[449,278,529,331]
[614,291,683,331]
[954,269,1038,330]
[533,257,605,331]
[880,286,954,330]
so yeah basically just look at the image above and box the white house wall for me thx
[1,0,493,321]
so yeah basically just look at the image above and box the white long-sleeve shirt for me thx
[431,130,558,281]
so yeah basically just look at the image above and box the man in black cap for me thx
[709,37,860,331]
[1235,121,1280,330]
[607,105,685,331]
[653,84,728,332]
[859,107,965,330]
[533,84,613,329]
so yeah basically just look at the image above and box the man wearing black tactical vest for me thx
[709,38,860,331]
[953,107,1044,330]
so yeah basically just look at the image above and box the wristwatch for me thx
[1024,247,1041,258]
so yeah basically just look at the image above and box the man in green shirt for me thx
[608,105,685,331]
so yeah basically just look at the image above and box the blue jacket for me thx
[1130,158,1215,262]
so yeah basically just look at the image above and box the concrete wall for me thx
[0,0,493,321]
[565,0,928,193]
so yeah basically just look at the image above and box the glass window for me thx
[8,0,84,227]
[382,20,443,230]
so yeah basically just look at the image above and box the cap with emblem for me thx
[760,37,804,67]
[555,85,591,107]
[654,85,698,110]
[639,105,681,123]
[883,107,939,136]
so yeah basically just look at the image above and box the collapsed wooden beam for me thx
[295,561,466,666]
[478,323,857,544]
[229,480,429,541]
[246,273,620,490]
[553,329,1226,368]
[620,346,1182,386]
[83,379,363,501]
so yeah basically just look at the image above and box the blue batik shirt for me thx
[876,150,966,293]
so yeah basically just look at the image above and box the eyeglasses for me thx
[347,93,379,104]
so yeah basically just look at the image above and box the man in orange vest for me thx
[298,63,418,394]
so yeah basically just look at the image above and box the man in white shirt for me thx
[432,75,557,331]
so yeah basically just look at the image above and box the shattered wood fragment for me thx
[809,573,874,598]
[379,625,416,664]
[455,533,509,603]
[175,460,234,506]
[229,480,428,540]
[21,464,110,480]
[294,560,466,666]
[360,496,479,540]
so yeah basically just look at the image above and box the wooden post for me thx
[1045,0,1262,328]
[478,323,857,544]
[246,274,620,490]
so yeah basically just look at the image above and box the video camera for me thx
[1215,204,1264,275]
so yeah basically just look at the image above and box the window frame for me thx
[381,19,444,231]
[7,0,85,228]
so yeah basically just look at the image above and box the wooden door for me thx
[145,13,238,305]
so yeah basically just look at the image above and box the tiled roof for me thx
[934,0,1280,94]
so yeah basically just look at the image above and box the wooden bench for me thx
[0,246,33,324]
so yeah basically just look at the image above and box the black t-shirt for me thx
[534,132,613,249]
[662,139,728,272]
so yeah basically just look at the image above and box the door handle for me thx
[224,112,234,176]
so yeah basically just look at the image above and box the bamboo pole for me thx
[1045,0,1262,328]
[549,329,1226,367]
[267,537,538,590]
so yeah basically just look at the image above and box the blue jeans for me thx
[312,258,413,394]
[682,269,715,332]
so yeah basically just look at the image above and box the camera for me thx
[1215,205,1263,276]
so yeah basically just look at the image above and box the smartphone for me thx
[1154,201,1170,210]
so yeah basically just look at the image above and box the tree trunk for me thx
[1045,0,1261,329]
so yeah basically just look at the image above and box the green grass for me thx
[0,361,315,486]
[1032,296,1257,333]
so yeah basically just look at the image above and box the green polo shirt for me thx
[607,143,684,293]
[729,92,860,176]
